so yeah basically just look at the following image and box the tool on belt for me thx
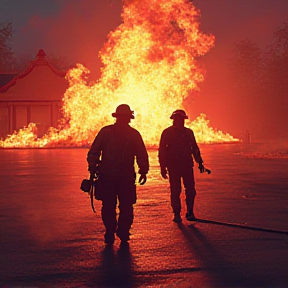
[80,173,98,213]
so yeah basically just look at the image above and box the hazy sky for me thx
[0,0,123,75]
[1,0,287,64]
[192,0,288,141]
[1,0,287,140]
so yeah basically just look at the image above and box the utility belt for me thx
[80,171,137,212]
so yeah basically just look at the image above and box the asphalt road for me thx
[0,144,287,287]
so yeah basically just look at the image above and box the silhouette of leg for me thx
[101,184,117,244]
[183,168,197,220]
[117,177,135,242]
[168,169,182,215]
[117,202,133,242]
[182,168,196,211]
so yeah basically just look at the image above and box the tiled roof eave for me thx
[0,50,67,93]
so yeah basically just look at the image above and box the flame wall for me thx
[0,0,238,148]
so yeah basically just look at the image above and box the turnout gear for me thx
[87,106,149,244]
[159,109,208,222]
[87,123,148,179]
[158,125,203,169]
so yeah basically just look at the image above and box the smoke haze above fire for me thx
[1,0,288,141]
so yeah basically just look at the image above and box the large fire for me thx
[0,0,238,148]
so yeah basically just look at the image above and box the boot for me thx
[185,210,196,221]
[104,232,115,245]
[173,213,182,223]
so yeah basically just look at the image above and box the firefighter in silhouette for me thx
[158,109,205,223]
[87,104,149,244]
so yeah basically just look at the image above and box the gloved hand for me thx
[139,174,147,185]
[88,164,97,176]
[161,167,168,179]
[198,163,205,173]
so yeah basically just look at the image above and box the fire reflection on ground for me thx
[0,145,287,287]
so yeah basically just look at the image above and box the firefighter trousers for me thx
[100,176,136,240]
[167,166,196,215]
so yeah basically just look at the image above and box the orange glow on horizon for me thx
[0,0,238,148]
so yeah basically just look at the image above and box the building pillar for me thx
[9,105,14,134]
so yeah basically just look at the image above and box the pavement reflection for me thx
[0,145,288,287]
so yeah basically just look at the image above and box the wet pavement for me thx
[0,144,288,287]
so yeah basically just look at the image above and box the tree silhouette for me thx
[229,39,263,95]
[265,22,288,97]
[0,21,15,72]
[228,23,288,139]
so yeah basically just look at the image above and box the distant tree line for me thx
[229,22,288,97]
[227,22,288,137]
[0,21,71,72]
[0,21,15,72]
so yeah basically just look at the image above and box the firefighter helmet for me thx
[112,104,134,119]
[170,109,188,119]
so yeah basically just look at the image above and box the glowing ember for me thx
[0,0,238,148]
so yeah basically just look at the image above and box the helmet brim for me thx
[170,115,188,119]
[112,113,134,119]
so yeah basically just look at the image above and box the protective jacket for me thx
[87,123,149,179]
[158,125,203,169]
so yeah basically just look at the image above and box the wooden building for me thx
[0,49,68,138]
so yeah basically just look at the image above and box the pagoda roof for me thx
[0,49,67,93]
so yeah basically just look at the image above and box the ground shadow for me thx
[92,243,135,287]
[177,222,275,288]
[177,222,237,287]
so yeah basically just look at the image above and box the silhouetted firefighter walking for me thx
[158,109,206,223]
[87,104,149,245]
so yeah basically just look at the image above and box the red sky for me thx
[1,0,287,141]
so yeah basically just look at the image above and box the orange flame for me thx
[0,0,238,148]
